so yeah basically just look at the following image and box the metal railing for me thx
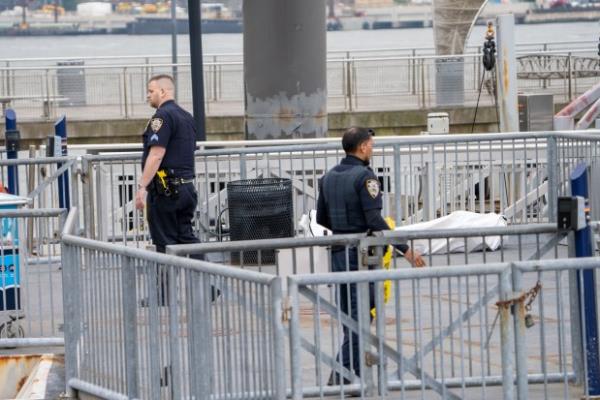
[1,40,595,67]
[286,254,595,399]
[60,200,600,399]
[61,207,286,400]
[77,131,600,247]
[0,208,67,348]
[167,222,570,398]
[0,48,597,120]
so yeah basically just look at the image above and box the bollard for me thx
[54,115,70,210]
[4,109,20,195]
[570,163,600,395]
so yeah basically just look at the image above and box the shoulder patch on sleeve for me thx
[150,118,163,133]
[365,179,380,199]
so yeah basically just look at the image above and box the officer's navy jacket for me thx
[142,99,197,179]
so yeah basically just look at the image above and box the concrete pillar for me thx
[244,0,327,140]
[495,14,519,133]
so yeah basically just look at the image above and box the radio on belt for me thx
[557,196,587,230]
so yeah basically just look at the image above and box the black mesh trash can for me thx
[227,178,293,264]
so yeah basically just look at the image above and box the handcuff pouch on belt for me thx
[153,169,177,197]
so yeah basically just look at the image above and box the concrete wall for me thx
[0,104,564,147]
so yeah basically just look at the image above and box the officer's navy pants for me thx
[147,182,200,253]
[147,183,201,305]
[331,248,375,382]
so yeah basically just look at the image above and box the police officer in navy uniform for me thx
[317,126,425,385]
[135,74,199,254]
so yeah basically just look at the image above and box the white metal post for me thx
[496,14,519,133]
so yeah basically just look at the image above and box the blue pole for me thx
[571,162,600,395]
[4,109,19,195]
[54,115,70,210]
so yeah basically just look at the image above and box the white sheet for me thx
[298,210,507,255]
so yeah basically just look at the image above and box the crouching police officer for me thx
[316,126,425,386]
[135,74,218,306]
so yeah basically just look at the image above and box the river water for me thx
[0,21,598,59]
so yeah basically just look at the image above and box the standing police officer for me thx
[135,74,207,311]
[135,74,199,254]
[317,126,425,385]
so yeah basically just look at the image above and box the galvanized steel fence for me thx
[0,208,67,348]
[60,201,600,399]
[61,207,286,400]
[1,48,598,121]
[78,131,600,247]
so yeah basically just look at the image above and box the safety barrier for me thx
[0,208,67,348]
[0,156,77,210]
[61,207,286,400]
[79,131,600,246]
[286,255,595,399]
[1,48,597,121]
[61,198,600,399]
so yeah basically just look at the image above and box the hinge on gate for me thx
[282,296,292,323]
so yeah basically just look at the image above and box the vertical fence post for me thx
[288,278,303,400]
[420,58,426,109]
[81,157,94,239]
[547,135,558,223]
[345,53,353,112]
[55,115,70,210]
[167,266,181,399]
[411,49,416,95]
[121,255,139,399]
[393,144,402,226]
[270,277,286,400]
[570,163,600,395]
[4,109,19,195]
[511,264,529,398]
[499,268,515,400]
[358,242,376,396]
[567,53,573,102]
[60,239,79,398]
[123,67,129,119]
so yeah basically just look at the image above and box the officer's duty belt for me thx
[168,177,194,185]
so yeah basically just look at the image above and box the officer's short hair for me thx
[342,127,375,154]
[148,74,174,86]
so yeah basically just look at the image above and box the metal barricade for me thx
[286,255,597,399]
[61,207,285,400]
[1,47,598,119]
[79,131,600,246]
[169,223,572,399]
[0,208,67,348]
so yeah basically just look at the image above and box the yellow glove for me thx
[371,217,395,319]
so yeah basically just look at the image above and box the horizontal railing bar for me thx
[167,233,364,256]
[62,233,276,284]
[297,373,576,397]
[290,263,508,285]
[0,337,64,348]
[168,223,560,256]
[1,48,595,71]
[0,208,66,218]
[68,379,129,400]
[1,39,594,63]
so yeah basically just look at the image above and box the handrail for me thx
[1,40,595,64]
[62,232,277,284]
[0,49,596,72]
[167,223,560,256]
